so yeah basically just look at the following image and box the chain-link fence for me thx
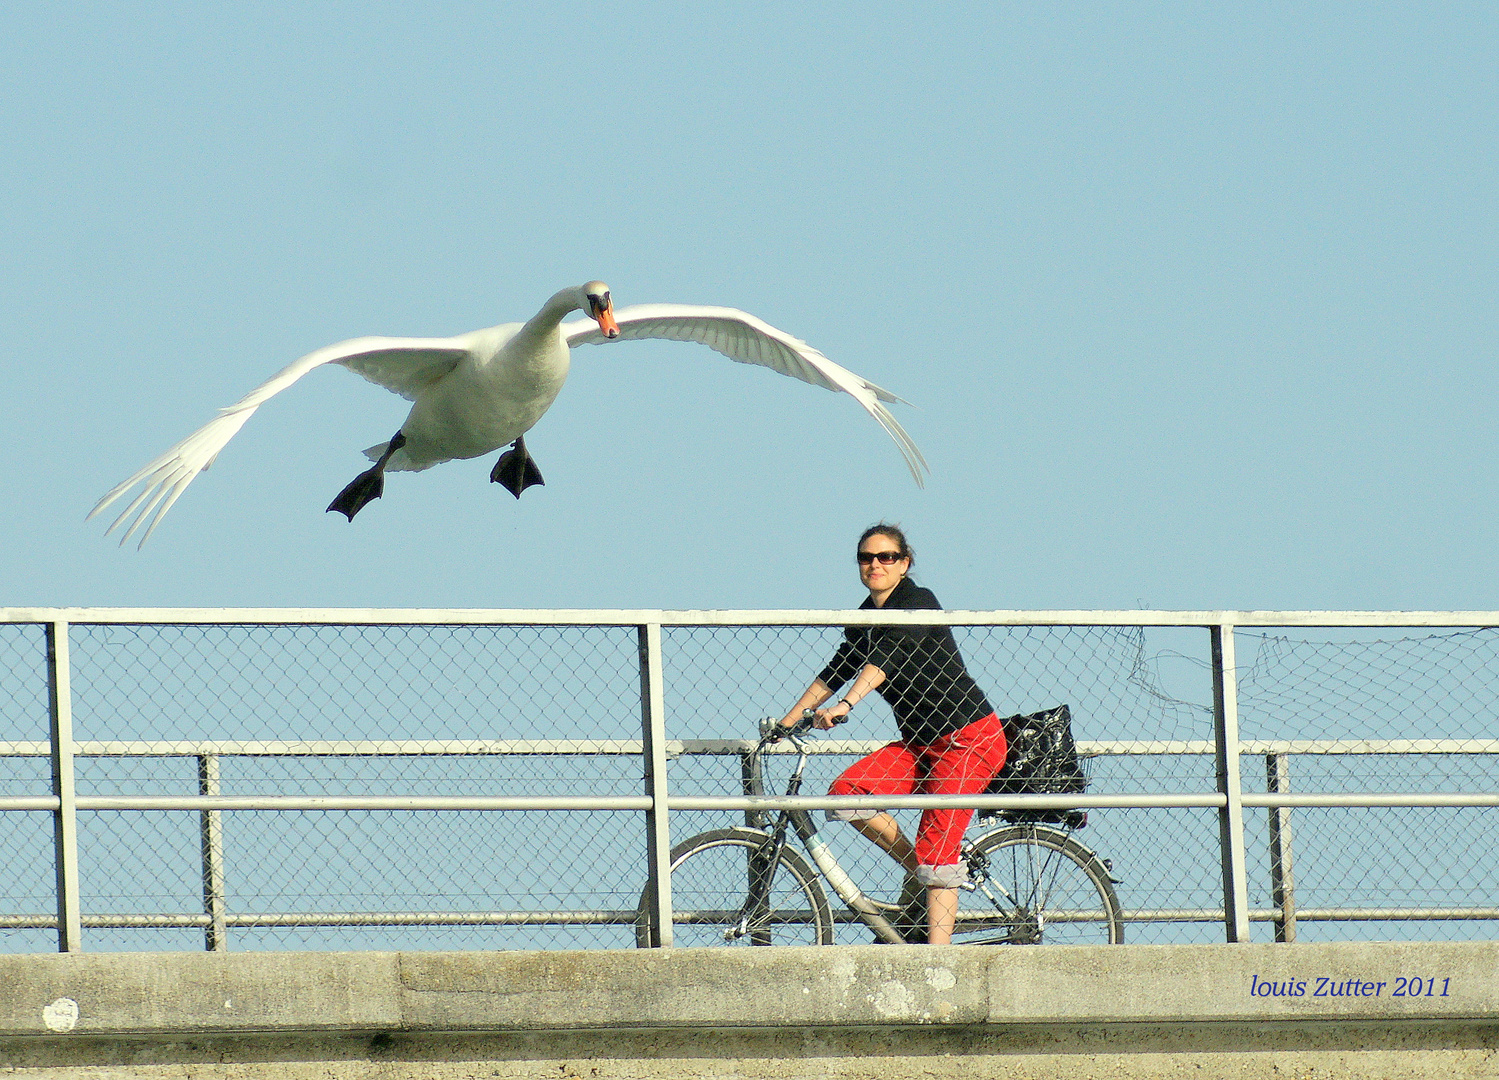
[1,610,1495,952]
[1235,627,1499,943]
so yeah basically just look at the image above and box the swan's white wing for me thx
[337,340,470,402]
[564,304,928,485]
[89,335,470,548]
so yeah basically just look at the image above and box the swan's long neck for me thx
[519,286,585,340]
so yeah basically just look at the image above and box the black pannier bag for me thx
[983,704,1088,828]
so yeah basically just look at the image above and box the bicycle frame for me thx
[737,729,907,945]
[640,722,1121,947]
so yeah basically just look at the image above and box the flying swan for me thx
[90,281,928,546]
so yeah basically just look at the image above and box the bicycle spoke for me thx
[956,825,1123,945]
[636,828,834,947]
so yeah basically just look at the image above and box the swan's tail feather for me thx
[363,440,444,473]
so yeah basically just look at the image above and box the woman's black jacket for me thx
[816,576,993,745]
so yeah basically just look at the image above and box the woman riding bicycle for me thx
[776,523,1009,944]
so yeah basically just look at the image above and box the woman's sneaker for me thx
[891,876,929,943]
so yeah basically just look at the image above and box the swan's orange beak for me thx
[593,300,620,339]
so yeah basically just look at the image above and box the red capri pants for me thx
[827,712,1009,888]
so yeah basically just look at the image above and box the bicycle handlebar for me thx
[763,707,848,744]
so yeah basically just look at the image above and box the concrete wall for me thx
[0,941,1495,1078]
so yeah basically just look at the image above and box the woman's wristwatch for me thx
[838,698,855,711]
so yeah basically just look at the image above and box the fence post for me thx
[638,623,674,946]
[199,754,228,952]
[1266,752,1297,942]
[741,747,764,830]
[1211,623,1250,942]
[45,621,82,953]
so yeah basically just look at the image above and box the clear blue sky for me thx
[2,2,1494,613]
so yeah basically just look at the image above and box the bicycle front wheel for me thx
[635,827,835,947]
[957,823,1123,944]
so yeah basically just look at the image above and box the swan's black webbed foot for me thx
[490,436,544,499]
[327,431,406,521]
[326,469,385,520]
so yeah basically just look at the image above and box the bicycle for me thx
[635,711,1124,946]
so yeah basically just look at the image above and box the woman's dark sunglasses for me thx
[857,550,906,565]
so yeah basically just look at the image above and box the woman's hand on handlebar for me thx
[811,701,851,729]
[776,679,851,736]
[769,706,846,742]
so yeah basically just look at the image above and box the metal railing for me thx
[2,607,1497,952]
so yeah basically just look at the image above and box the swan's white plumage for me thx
[90,336,479,546]
[565,304,926,483]
[90,285,927,547]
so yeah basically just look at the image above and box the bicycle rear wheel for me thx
[957,823,1123,944]
[635,827,835,947]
